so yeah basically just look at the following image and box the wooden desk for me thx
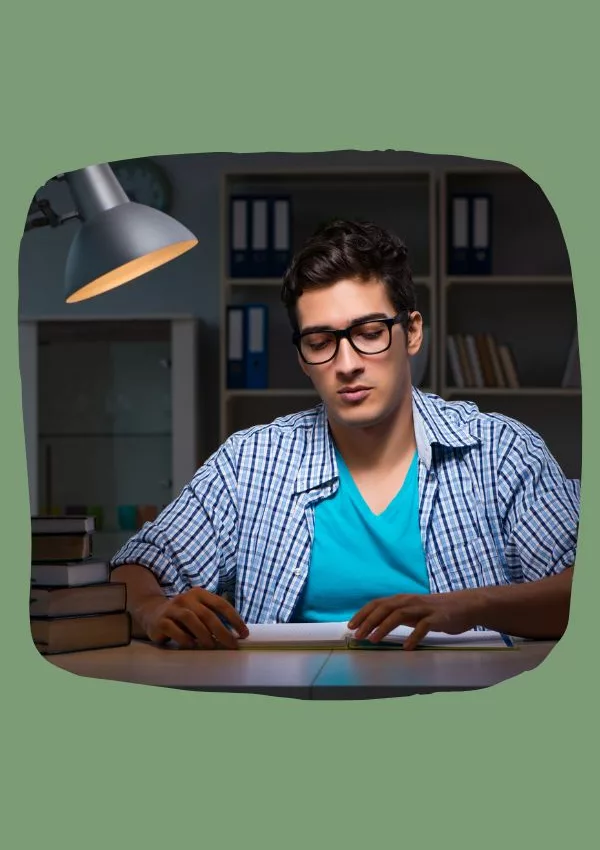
[311,641,556,699]
[47,640,331,699]
[46,640,556,699]
[46,640,329,699]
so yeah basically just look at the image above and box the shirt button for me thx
[293,568,302,576]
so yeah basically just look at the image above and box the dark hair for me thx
[281,219,417,333]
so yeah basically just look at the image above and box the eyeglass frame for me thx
[292,311,412,365]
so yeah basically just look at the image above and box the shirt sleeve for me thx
[108,441,239,598]
[496,419,580,582]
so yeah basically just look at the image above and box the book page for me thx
[377,625,513,648]
[242,622,347,647]
[238,622,515,649]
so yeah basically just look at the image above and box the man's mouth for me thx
[338,386,372,402]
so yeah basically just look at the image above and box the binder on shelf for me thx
[250,198,270,278]
[470,194,492,274]
[448,195,470,275]
[244,304,269,389]
[448,193,493,275]
[229,197,251,278]
[227,306,246,389]
[270,196,292,276]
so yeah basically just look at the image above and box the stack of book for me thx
[447,333,520,389]
[29,515,131,655]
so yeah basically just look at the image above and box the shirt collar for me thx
[294,387,480,493]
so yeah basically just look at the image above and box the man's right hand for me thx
[140,588,250,649]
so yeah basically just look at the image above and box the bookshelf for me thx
[19,316,201,560]
[439,165,581,478]
[219,167,438,443]
[218,161,580,479]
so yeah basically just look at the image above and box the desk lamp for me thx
[25,163,198,303]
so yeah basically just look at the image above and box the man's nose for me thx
[335,337,363,371]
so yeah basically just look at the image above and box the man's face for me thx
[295,278,423,430]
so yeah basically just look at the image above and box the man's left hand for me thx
[348,590,483,651]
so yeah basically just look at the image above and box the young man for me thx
[110,220,579,651]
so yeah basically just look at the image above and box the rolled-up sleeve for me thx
[497,421,580,582]
[109,443,239,598]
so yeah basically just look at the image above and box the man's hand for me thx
[140,588,250,649]
[348,590,483,651]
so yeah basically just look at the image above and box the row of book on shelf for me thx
[29,514,131,655]
[230,195,292,278]
[447,332,580,390]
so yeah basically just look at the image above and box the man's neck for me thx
[327,395,417,474]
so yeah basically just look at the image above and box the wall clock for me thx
[110,158,173,212]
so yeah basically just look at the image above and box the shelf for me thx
[443,387,581,398]
[223,166,435,180]
[445,276,572,287]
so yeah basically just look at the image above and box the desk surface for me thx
[46,640,557,699]
[47,641,331,699]
[311,641,555,698]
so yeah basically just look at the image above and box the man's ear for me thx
[407,312,423,356]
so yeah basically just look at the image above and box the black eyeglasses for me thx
[293,312,409,365]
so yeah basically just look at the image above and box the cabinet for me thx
[19,317,200,560]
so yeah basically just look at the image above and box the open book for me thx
[237,622,516,650]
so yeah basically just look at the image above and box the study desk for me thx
[46,639,557,699]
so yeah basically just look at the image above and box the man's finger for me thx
[366,608,420,643]
[402,618,434,652]
[194,604,241,649]
[196,591,250,639]
[347,599,382,630]
[351,605,394,640]
[159,618,199,649]
[175,607,220,648]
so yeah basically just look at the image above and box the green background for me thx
[2,1,597,846]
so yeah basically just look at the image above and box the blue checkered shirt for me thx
[109,388,580,623]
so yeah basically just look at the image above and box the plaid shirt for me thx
[109,388,580,623]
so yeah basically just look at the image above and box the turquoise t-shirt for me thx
[292,449,430,623]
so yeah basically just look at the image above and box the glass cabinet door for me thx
[37,320,173,561]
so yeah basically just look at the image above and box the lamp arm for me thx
[24,196,81,231]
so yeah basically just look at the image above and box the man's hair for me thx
[281,219,417,333]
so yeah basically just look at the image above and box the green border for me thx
[3,3,597,847]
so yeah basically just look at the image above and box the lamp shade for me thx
[63,164,197,303]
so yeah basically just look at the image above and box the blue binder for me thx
[448,195,470,275]
[269,196,292,276]
[448,193,493,275]
[229,197,251,278]
[226,305,246,388]
[243,304,269,389]
[470,193,492,274]
[249,198,270,278]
